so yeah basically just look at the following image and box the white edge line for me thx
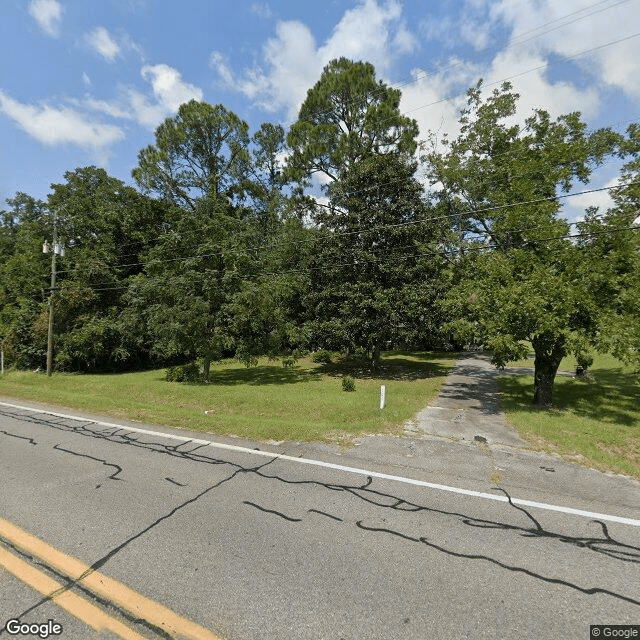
[2,400,639,528]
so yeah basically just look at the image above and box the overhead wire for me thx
[1,177,633,285]
[43,179,638,278]
[50,222,640,295]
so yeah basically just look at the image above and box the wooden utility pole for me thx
[45,212,59,377]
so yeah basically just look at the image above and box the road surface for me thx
[0,399,638,639]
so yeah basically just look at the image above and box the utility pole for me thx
[44,211,63,376]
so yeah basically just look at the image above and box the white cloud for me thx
[28,0,63,37]
[565,174,619,222]
[403,0,640,164]
[317,0,415,71]
[83,64,204,129]
[83,96,131,119]
[486,47,600,121]
[489,0,640,103]
[401,2,610,158]
[0,90,124,155]
[82,72,91,86]
[121,88,166,129]
[141,64,203,112]
[211,0,418,120]
[86,27,120,62]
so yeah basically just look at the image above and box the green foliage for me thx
[304,151,448,359]
[576,123,640,369]
[2,73,636,393]
[0,193,50,369]
[286,59,446,359]
[424,81,622,405]
[287,58,418,186]
[41,167,167,372]
[55,311,130,372]
[133,100,250,209]
[575,352,594,373]
[166,362,201,383]
[311,349,334,364]
[341,375,356,392]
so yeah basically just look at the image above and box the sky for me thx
[1,0,639,221]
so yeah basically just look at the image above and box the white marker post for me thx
[379,385,386,410]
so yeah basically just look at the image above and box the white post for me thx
[379,384,386,410]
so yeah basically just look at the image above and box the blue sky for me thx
[1,0,639,220]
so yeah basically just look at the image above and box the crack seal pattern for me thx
[1,405,638,627]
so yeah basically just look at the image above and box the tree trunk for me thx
[532,334,566,407]
[203,355,211,382]
[370,344,381,367]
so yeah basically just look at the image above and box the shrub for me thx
[342,375,356,392]
[312,349,333,364]
[166,362,201,383]
[575,352,594,377]
[576,352,594,370]
[282,357,295,368]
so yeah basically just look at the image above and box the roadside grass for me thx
[0,352,457,443]
[499,352,640,478]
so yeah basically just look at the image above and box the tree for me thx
[133,100,250,211]
[129,102,259,378]
[305,153,445,362]
[286,57,418,187]
[125,199,242,380]
[248,122,291,234]
[44,166,168,371]
[286,58,440,362]
[0,193,50,368]
[577,123,640,368]
[423,81,621,405]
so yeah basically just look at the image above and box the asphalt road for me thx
[0,399,638,640]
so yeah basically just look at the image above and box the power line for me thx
[52,223,640,294]
[54,180,640,277]
[279,0,637,130]
[4,178,632,284]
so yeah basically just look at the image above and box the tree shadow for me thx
[500,366,640,427]
[316,351,457,381]
[200,365,323,386]
[160,352,459,386]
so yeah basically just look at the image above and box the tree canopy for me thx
[1,60,637,408]
[422,81,622,404]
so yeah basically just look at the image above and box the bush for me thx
[576,352,594,370]
[312,349,334,364]
[282,357,295,368]
[575,351,594,377]
[342,375,356,392]
[166,362,201,383]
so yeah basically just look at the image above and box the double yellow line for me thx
[0,518,222,639]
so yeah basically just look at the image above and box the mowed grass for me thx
[499,352,640,478]
[0,352,457,442]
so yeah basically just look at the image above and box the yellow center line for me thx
[0,544,146,640]
[0,518,223,640]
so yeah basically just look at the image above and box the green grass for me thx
[499,352,640,478]
[0,352,457,443]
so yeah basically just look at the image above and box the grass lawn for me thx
[0,352,457,442]
[499,351,640,478]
